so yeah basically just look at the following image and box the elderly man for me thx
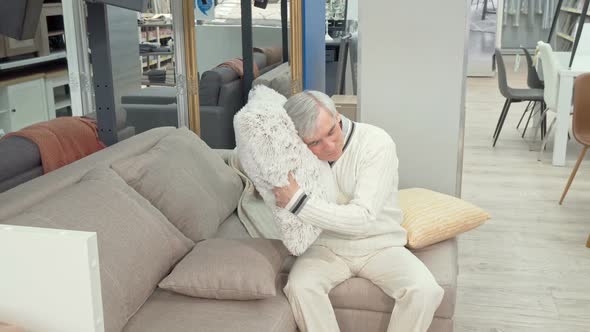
[273,90,443,332]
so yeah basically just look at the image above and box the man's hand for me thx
[272,173,300,208]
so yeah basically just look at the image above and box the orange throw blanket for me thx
[2,117,106,174]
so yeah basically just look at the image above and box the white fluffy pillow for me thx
[234,85,334,256]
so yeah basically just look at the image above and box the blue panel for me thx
[302,0,326,92]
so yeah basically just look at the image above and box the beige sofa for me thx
[0,127,457,332]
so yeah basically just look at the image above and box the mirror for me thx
[190,0,299,149]
[251,0,290,97]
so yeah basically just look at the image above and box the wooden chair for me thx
[559,73,590,205]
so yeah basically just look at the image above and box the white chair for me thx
[536,41,566,161]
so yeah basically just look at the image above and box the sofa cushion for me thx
[333,309,453,332]
[123,288,297,332]
[199,66,239,106]
[111,128,243,242]
[159,238,289,300]
[400,188,489,249]
[327,238,458,319]
[252,62,291,98]
[0,167,194,332]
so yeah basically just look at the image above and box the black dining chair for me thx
[493,48,545,147]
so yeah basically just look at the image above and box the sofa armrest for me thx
[123,104,178,135]
[200,105,236,149]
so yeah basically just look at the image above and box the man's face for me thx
[303,108,344,162]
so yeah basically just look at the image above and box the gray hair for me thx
[283,90,338,139]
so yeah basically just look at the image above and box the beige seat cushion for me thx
[112,128,243,242]
[275,238,457,320]
[328,238,458,319]
[123,288,297,332]
[159,238,289,300]
[400,188,489,249]
[333,310,453,332]
[1,167,194,332]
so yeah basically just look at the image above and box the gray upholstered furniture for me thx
[122,52,279,149]
[0,135,42,193]
[120,86,177,105]
[0,127,457,332]
[252,62,292,98]
[0,111,134,193]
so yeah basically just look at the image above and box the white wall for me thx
[346,0,358,21]
[358,0,469,196]
[195,25,283,74]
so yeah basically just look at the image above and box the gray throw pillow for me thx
[159,238,289,300]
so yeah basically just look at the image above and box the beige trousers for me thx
[283,245,444,332]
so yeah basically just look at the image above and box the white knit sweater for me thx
[286,117,408,256]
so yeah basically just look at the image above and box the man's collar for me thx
[329,115,355,167]
[340,115,354,152]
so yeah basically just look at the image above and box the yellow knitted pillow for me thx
[399,188,490,249]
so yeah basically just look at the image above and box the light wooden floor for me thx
[455,56,590,332]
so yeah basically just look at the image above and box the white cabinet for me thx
[45,71,71,119]
[0,78,49,134]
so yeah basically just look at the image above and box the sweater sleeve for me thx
[294,138,400,236]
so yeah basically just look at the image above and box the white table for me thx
[551,53,590,166]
